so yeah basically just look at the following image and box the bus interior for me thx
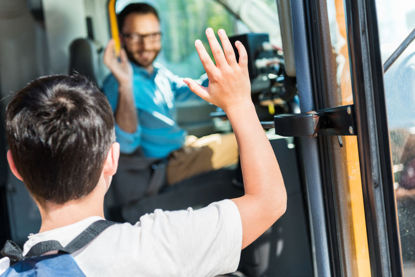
[1,0,415,276]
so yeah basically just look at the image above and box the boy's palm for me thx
[184,29,251,112]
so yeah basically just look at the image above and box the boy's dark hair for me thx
[117,3,160,31]
[6,74,115,204]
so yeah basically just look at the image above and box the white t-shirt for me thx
[0,200,242,277]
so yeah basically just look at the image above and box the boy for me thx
[0,29,286,276]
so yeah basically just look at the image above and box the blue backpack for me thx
[0,220,114,276]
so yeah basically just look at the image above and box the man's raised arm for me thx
[103,40,138,133]
[184,28,287,249]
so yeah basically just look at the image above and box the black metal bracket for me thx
[274,105,357,137]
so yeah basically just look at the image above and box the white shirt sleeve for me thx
[137,199,242,277]
[0,257,10,275]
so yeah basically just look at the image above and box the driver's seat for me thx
[68,38,106,86]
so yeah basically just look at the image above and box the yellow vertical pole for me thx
[335,0,371,275]
[108,0,121,56]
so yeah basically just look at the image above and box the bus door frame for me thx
[285,0,332,276]
[281,0,403,275]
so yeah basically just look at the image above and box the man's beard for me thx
[125,49,160,69]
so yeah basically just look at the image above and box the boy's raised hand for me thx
[186,28,287,249]
[184,28,252,113]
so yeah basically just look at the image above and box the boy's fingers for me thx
[218,29,237,65]
[183,78,211,102]
[195,40,218,76]
[205,28,227,68]
[235,41,248,68]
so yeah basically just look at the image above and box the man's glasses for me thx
[122,32,162,44]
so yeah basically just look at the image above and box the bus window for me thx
[114,0,279,79]
[115,0,240,78]
[376,0,415,274]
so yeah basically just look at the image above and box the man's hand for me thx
[183,28,251,113]
[104,40,133,87]
[103,40,138,133]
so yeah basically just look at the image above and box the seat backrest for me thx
[68,38,106,86]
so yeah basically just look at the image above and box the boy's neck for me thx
[38,201,104,233]
[37,182,106,233]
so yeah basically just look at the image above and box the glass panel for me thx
[326,0,371,275]
[375,0,415,62]
[116,0,239,78]
[375,0,415,274]
[115,0,280,79]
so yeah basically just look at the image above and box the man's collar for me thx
[131,62,160,78]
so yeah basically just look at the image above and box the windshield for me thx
[114,0,281,78]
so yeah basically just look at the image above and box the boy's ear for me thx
[103,142,120,176]
[7,150,23,181]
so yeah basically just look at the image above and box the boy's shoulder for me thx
[2,200,242,276]
[21,217,108,256]
[0,218,115,276]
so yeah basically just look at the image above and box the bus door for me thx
[275,0,413,275]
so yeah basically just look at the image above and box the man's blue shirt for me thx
[102,62,206,158]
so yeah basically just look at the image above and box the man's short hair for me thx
[6,74,115,204]
[117,3,160,31]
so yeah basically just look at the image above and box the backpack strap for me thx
[2,220,115,263]
[0,240,23,263]
[27,220,115,256]
[63,220,115,254]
